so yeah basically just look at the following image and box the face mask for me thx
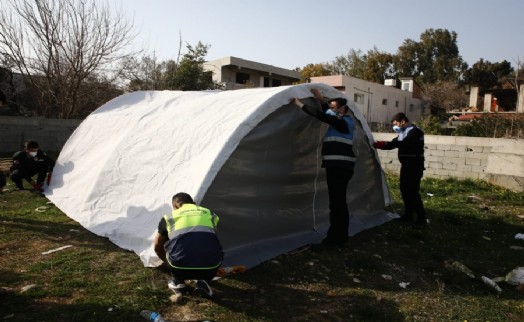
[325,109,337,116]
[392,125,402,133]
[28,151,37,157]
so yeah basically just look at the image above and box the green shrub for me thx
[454,114,524,138]
[417,115,445,135]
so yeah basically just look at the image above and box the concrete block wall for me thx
[0,116,81,153]
[1,116,522,192]
[373,133,524,192]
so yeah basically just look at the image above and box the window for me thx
[395,101,399,107]
[402,82,410,91]
[236,72,250,84]
[354,93,364,104]
[263,77,281,87]
[382,99,388,105]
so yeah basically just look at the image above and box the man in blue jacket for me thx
[291,88,356,248]
[154,192,223,298]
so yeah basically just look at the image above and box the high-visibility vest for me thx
[322,116,356,167]
[163,204,219,240]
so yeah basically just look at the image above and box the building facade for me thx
[204,56,300,90]
[310,75,428,128]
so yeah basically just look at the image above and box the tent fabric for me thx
[45,83,395,269]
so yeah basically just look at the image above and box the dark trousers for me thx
[10,165,47,189]
[325,166,354,244]
[170,267,219,283]
[0,172,6,188]
[399,162,426,223]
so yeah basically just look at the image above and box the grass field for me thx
[1,174,523,321]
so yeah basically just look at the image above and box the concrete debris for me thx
[41,245,73,255]
[505,267,524,285]
[481,276,502,293]
[20,284,37,293]
[399,282,410,289]
[445,260,475,278]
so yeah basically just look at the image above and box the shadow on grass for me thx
[0,291,140,322]
[204,203,524,320]
[0,214,123,253]
[212,278,405,321]
[323,207,523,298]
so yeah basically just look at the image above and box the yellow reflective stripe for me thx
[168,262,222,270]
[165,204,218,239]
[164,214,173,234]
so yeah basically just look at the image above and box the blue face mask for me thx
[392,125,402,133]
[325,109,337,116]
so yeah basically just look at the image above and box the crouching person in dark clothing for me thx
[10,140,55,192]
[154,192,223,299]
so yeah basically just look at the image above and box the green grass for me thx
[1,175,523,322]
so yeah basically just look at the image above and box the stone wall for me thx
[373,133,524,192]
[0,116,81,153]
[1,116,522,192]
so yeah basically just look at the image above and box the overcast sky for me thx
[121,0,524,69]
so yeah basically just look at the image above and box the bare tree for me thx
[0,0,136,118]
[421,81,469,112]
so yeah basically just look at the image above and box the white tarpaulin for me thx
[45,83,394,269]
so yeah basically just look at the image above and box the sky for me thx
[118,0,524,70]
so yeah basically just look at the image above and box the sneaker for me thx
[195,280,213,298]
[167,279,187,294]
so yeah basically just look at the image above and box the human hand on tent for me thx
[373,141,386,149]
[310,88,323,101]
[291,97,304,108]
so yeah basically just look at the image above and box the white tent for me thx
[45,83,395,269]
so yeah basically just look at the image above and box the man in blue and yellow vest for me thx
[291,88,356,249]
[154,192,223,298]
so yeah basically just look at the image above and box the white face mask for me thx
[28,151,37,157]
[392,125,402,133]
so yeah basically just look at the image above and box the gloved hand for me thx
[46,172,52,185]
[373,141,386,149]
[31,182,43,192]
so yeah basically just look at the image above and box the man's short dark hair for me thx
[328,97,347,108]
[25,140,39,149]
[172,192,194,205]
[391,113,409,123]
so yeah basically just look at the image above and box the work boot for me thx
[195,280,213,298]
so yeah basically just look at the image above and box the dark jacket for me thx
[301,103,356,168]
[11,150,55,174]
[382,124,425,164]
